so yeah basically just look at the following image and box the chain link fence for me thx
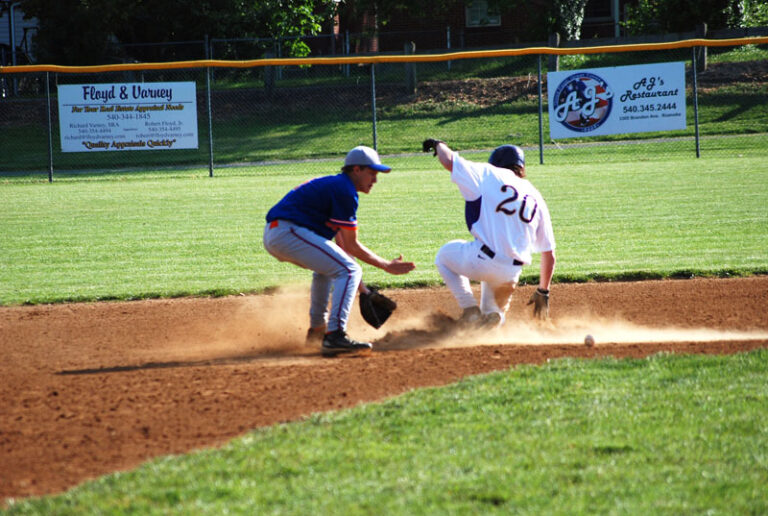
[1,34,767,180]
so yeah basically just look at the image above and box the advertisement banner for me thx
[548,62,686,139]
[58,82,198,152]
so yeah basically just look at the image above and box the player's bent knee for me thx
[333,260,362,286]
[435,239,466,267]
[494,282,518,311]
[350,261,362,282]
[327,255,361,281]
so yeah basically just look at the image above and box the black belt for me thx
[481,244,523,266]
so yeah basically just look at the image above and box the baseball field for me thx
[2,138,767,513]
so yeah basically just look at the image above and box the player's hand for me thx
[527,288,550,320]
[422,139,444,156]
[385,254,416,275]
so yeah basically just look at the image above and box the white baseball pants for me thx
[435,239,523,322]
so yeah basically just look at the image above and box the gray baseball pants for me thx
[263,220,361,332]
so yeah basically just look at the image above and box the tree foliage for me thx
[551,0,590,40]
[20,1,117,65]
[623,0,749,35]
[19,0,766,66]
[728,0,768,27]
[19,0,338,65]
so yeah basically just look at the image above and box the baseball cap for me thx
[344,145,391,172]
[489,144,525,169]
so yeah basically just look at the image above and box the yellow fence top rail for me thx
[2,36,767,74]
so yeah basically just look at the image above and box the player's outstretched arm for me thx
[538,250,556,291]
[336,228,416,275]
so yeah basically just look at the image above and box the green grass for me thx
[707,44,768,64]
[6,350,768,514]
[1,147,767,305]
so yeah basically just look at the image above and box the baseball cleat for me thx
[321,330,373,357]
[480,312,502,329]
[457,306,482,326]
[305,325,327,345]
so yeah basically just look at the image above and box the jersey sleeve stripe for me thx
[325,221,358,232]
[328,218,357,228]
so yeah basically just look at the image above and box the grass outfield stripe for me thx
[0,151,766,305]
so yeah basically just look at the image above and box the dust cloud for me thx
[144,286,316,363]
[145,287,768,361]
[369,311,768,352]
[457,316,768,348]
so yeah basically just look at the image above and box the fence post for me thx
[206,62,215,176]
[371,63,378,150]
[548,33,560,72]
[446,26,452,71]
[204,34,213,177]
[695,23,708,72]
[344,30,350,77]
[45,72,53,182]
[9,2,18,96]
[264,51,275,97]
[537,55,544,165]
[205,34,215,84]
[691,48,701,158]
[404,41,417,94]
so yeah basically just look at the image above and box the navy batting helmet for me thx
[489,144,525,169]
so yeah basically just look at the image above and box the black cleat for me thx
[306,325,326,345]
[457,306,482,326]
[480,312,502,328]
[321,330,373,357]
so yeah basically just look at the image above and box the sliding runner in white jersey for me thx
[422,139,556,327]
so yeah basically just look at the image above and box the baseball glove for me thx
[422,138,444,156]
[359,288,397,329]
[527,288,550,320]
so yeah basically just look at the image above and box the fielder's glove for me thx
[422,138,444,156]
[359,288,397,329]
[527,288,550,320]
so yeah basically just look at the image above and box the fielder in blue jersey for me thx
[264,146,415,356]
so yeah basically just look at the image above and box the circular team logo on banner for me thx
[552,72,614,133]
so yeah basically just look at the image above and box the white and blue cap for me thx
[344,145,392,172]
[489,144,525,169]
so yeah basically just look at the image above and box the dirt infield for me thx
[2,276,767,503]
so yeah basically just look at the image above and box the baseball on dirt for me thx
[584,334,595,347]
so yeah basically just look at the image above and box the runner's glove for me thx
[422,139,444,156]
[528,288,550,320]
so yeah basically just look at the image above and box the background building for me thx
[0,1,36,66]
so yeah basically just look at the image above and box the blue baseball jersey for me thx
[266,173,359,240]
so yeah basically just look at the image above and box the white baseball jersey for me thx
[451,153,555,264]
